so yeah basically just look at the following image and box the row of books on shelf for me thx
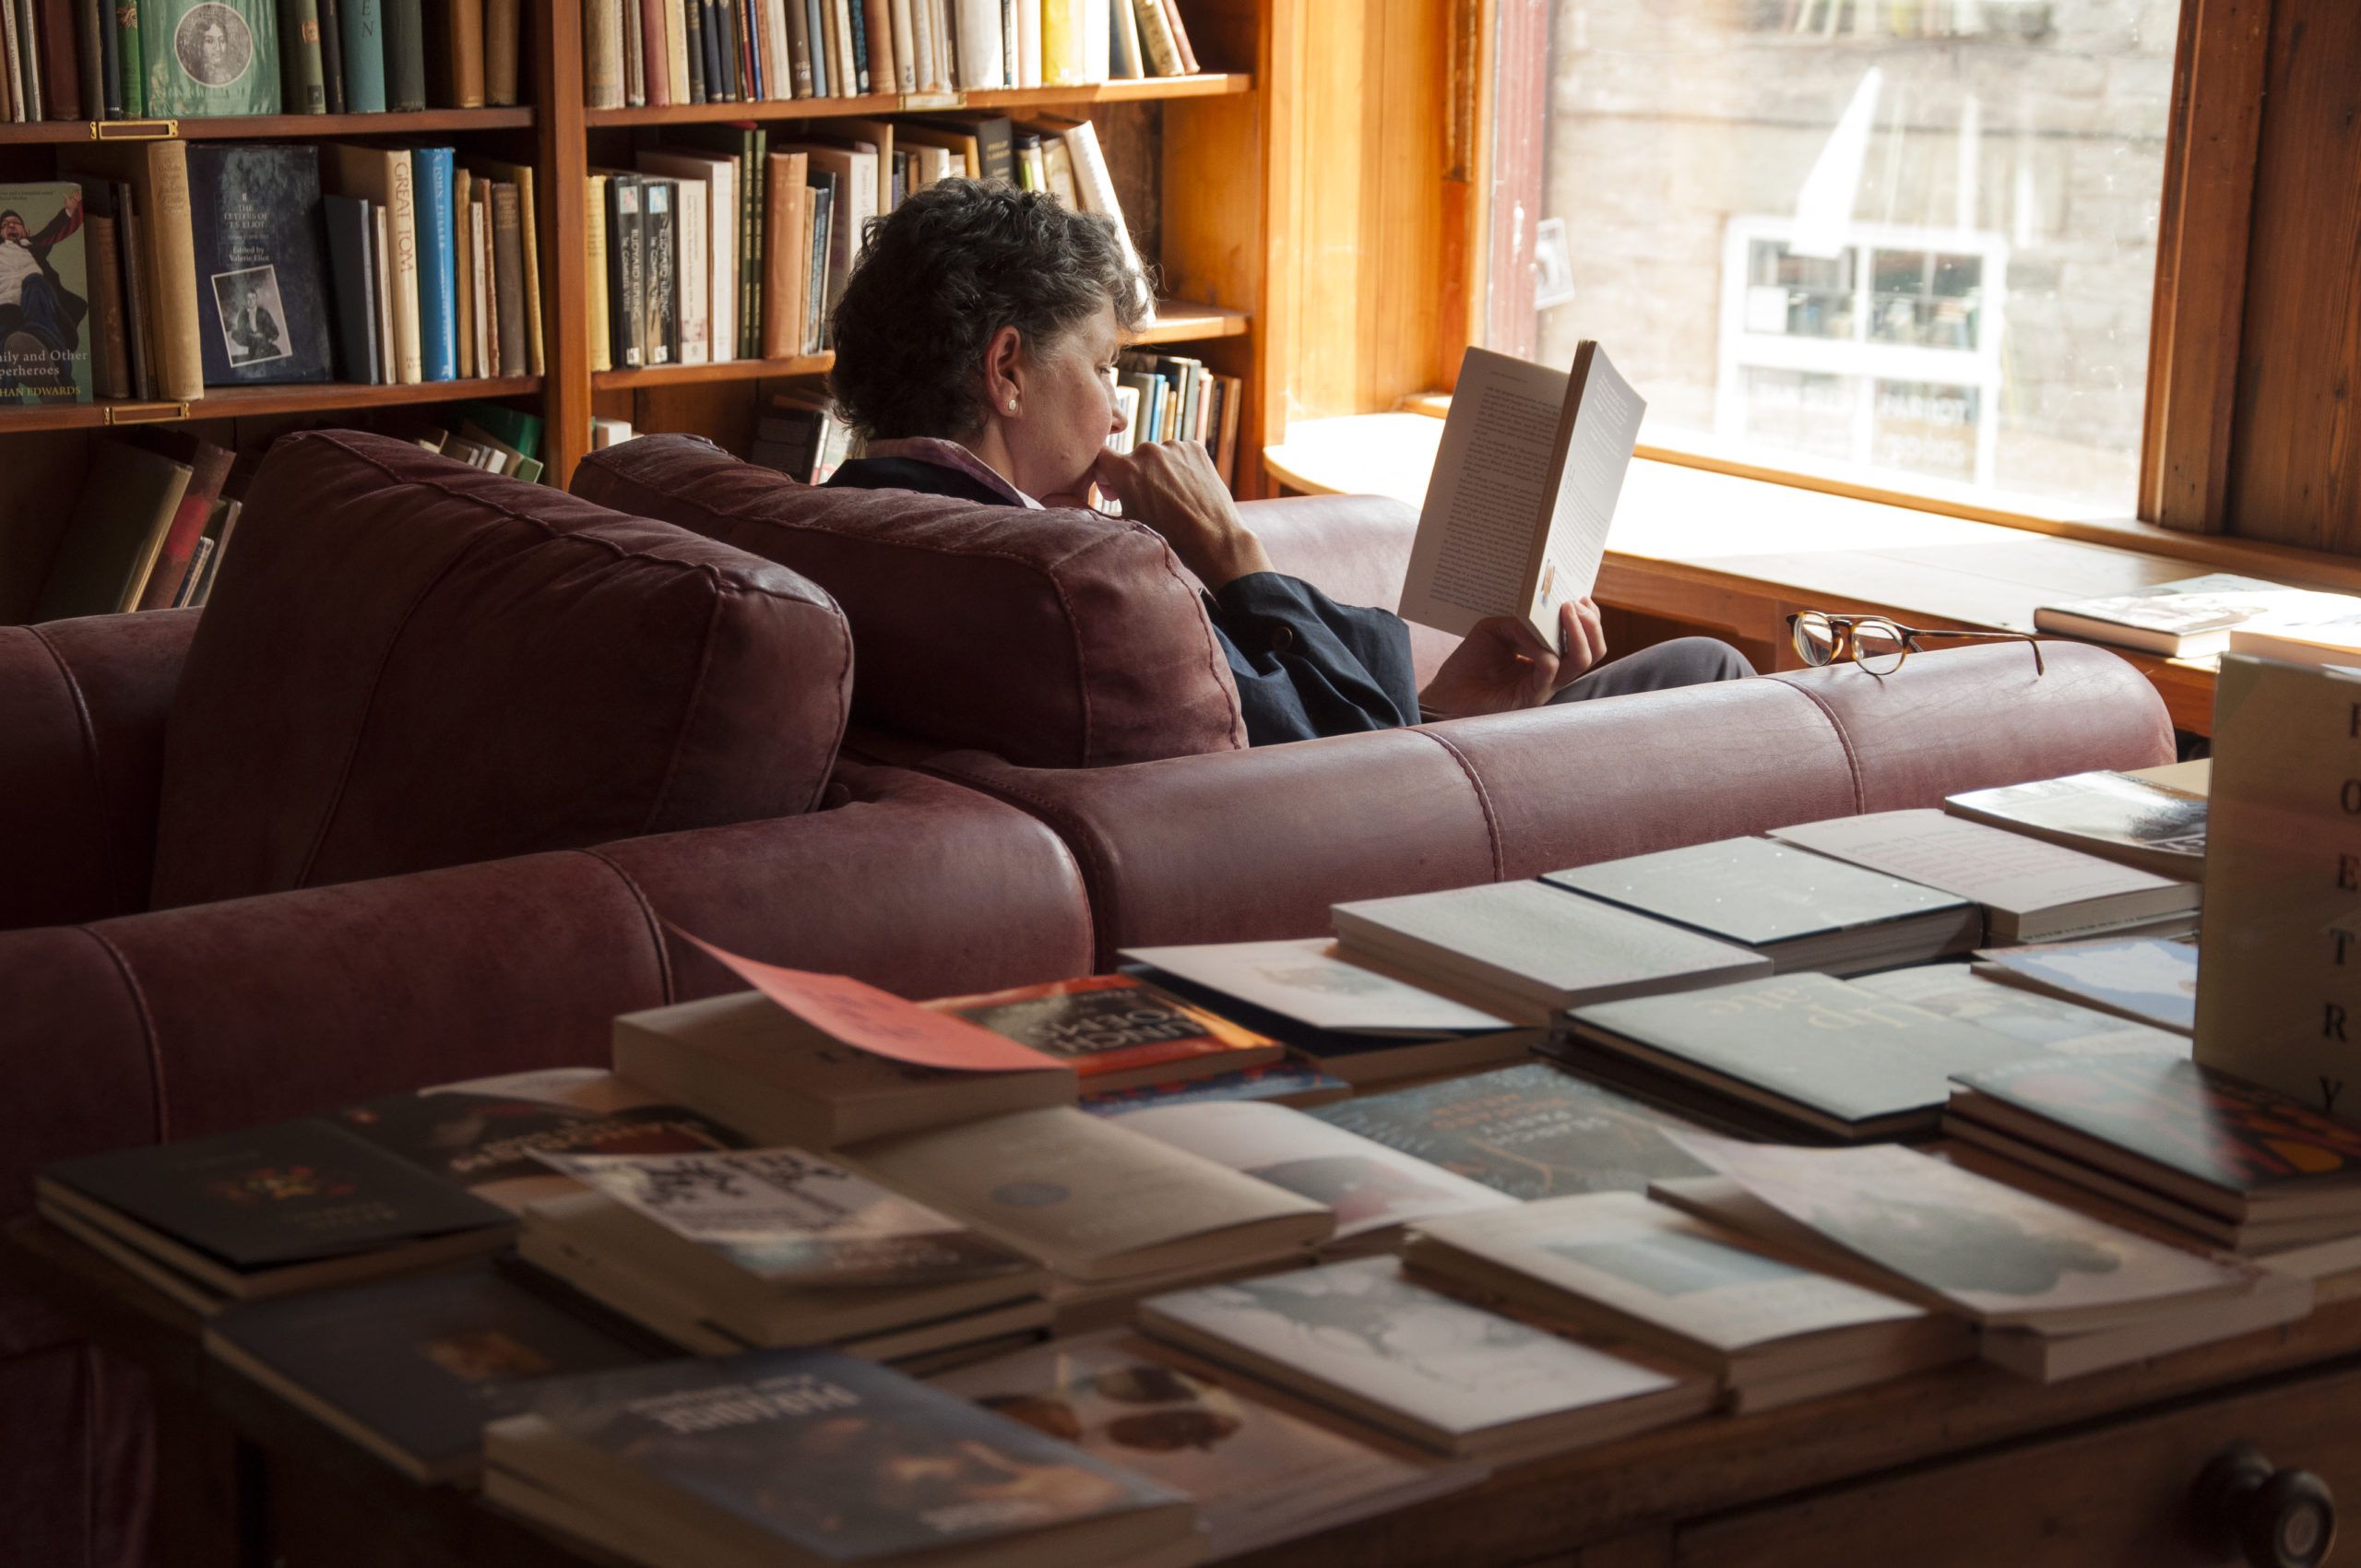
[586,0,1205,110]
[2037,571,2361,671]
[31,399,539,617]
[0,0,521,123]
[587,111,1135,373]
[1,143,541,407]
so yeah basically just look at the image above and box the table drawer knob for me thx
[2194,1442,2336,1568]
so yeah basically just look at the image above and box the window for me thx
[1496,0,2180,517]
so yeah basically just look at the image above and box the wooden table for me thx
[1264,415,2299,737]
[17,1215,2361,1568]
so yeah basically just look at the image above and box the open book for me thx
[1399,342,1646,646]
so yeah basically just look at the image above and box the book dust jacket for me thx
[0,184,94,404]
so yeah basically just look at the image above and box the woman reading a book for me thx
[826,180,1750,746]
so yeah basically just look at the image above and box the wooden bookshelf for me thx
[0,109,534,143]
[581,74,1252,125]
[0,377,544,434]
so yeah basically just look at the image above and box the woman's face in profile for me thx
[1003,297,1129,502]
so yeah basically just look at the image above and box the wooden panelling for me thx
[2139,0,2271,534]
[2223,0,2361,552]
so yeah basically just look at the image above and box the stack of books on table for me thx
[2033,574,2360,659]
[1942,1055,2361,1279]
[1651,1135,2311,1383]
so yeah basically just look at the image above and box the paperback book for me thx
[1943,770,2208,881]
[2032,574,2355,659]
[1309,1063,1716,1201]
[1850,964,2186,1059]
[1973,935,2198,1036]
[1138,1257,1711,1462]
[1542,836,1979,974]
[0,183,92,403]
[933,1330,1480,1561]
[186,144,332,385]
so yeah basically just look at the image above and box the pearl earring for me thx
[1007,398,1018,412]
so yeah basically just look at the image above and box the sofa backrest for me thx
[149,431,853,910]
[570,435,1249,768]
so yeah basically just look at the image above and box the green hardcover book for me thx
[1,184,96,405]
[744,126,765,362]
[144,0,280,116]
[276,0,324,109]
[118,0,146,114]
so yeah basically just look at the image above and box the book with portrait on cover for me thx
[1399,341,1645,648]
[0,184,92,403]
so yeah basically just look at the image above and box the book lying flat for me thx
[1654,1134,2270,1333]
[926,974,1283,1092]
[332,1066,743,1213]
[1332,879,1771,1025]
[1563,973,2035,1140]
[1767,809,2200,943]
[1850,964,2186,1059]
[1404,1193,1968,1411]
[931,1330,1482,1561]
[484,1348,1198,1568]
[612,990,1076,1151]
[203,1264,653,1484]
[1108,1101,1514,1255]
[37,1120,515,1306]
[2031,574,2356,659]
[1542,837,1979,974]
[843,1106,1334,1283]
[1399,343,1645,647]
[1972,935,2198,1036]
[2226,615,2361,669]
[1135,962,1540,1088]
[1120,938,1515,1039]
[1138,1257,1711,1463]
[1946,1056,2361,1229]
[1308,1063,1716,1201]
[1943,770,2208,881]
[1079,1059,1352,1116]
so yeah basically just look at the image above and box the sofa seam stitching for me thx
[575,846,679,1004]
[642,586,732,834]
[910,762,1103,965]
[1766,674,1868,814]
[1410,726,1507,883]
[25,624,128,911]
[70,922,169,1145]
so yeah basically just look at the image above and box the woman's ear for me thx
[980,324,1026,419]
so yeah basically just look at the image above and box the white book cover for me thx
[1414,1191,1929,1354]
[1122,936,1513,1037]
[1851,965,2184,1057]
[955,0,1005,86]
[1111,1101,1514,1242]
[1016,0,1042,85]
[1141,1258,1681,1443]
[530,1146,1028,1286]
[1768,810,2193,929]
[1053,117,1155,322]
[1400,343,1645,646]
[673,180,709,364]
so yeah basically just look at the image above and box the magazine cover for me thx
[0,184,93,404]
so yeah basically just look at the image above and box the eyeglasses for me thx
[1786,612,2046,677]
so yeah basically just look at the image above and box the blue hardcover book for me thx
[803,0,825,95]
[409,147,457,383]
[339,0,385,111]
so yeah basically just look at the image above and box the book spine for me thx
[170,534,213,607]
[114,181,153,398]
[619,0,640,102]
[326,196,380,383]
[887,0,909,88]
[741,0,761,98]
[76,0,103,114]
[800,0,820,91]
[762,0,786,99]
[37,0,78,115]
[314,0,343,107]
[492,181,524,375]
[379,153,421,383]
[584,173,610,371]
[697,0,721,98]
[1108,0,1137,77]
[1127,0,1170,75]
[86,213,130,398]
[743,125,763,354]
[113,0,138,113]
[13,0,42,118]
[780,0,806,93]
[1156,0,1191,71]
[483,0,516,101]
[760,151,799,358]
[135,441,232,612]
[644,179,674,364]
[608,174,642,368]
[717,0,739,97]
[134,144,203,398]
[341,0,385,110]
[383,0,423,107]
[634,0,665,101]
[582,0,618,103]
[370,204,392,379]
[512,167,542,372]
[4,0,27,119]
[804,183,826,350]
[706,162,733,360]
[661,0,685,101]
[451,171,474,375]
[1020,0,1047,88]
[279,0,326,108]
[448,0,484,104]
[94,0,119,114]
[860,0,888,92]
[670,182,705,363]
[411,148,457,381]
[844,0,864,90]
[831,0,851,93]
[674,0,698,100]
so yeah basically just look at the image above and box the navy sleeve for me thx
[1206,572,1421,745]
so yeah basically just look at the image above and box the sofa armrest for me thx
[924,641,2175,967]
[0,610,197,932]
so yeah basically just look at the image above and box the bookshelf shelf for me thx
[0,109,534,145]
[591,303,1248,393]
[0,376,544,434]
[582,74,1251,127]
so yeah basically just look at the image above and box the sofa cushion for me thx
[149,431,851,910]
[570,435,1247,768]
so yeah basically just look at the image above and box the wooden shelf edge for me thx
[0,376,544,434]
[0,109,533,144]
[582,74,1251,126]
[1133,303,1252,344]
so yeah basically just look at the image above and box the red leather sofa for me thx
[0,433,2174,1566]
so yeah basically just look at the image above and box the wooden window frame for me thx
[1477,0,2272,544]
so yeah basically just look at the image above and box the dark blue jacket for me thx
[827,455,1421,746]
